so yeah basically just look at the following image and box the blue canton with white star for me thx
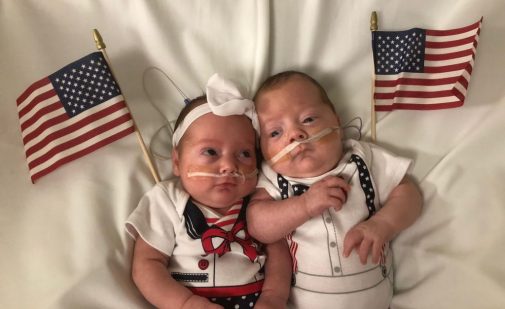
[49,52,121,117]
[372,28,426,75]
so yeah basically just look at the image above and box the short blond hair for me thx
[254,71,336,113]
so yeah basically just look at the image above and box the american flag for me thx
[16,52,135,183]
[372,18,482,111]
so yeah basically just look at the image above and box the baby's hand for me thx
[301,176,350,218]
[182,294,224,309]
[342,218,395,264]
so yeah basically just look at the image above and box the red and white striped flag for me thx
[372,18,482,111]
[16,52,135,183]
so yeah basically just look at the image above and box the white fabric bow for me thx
[172,73,259,147]
[206,73,259,134]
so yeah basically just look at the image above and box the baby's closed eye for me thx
[202,148,218,156]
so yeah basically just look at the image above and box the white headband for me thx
[172,73,259,147]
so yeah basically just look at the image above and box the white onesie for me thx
[126,180,266,308]
[258,139,412,309]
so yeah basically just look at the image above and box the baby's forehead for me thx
[186,113,255,138]
[258,76,322,99]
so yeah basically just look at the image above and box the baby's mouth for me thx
[289,144,308,159]
[215,180,237,188]
[268,127,339,165]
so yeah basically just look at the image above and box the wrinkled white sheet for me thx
[1,1,504,308]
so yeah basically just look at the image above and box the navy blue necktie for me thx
[277,174,308,199]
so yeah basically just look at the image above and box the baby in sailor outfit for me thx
[126,74,291,309]
[246,71,423,309]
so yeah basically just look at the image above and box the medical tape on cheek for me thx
[187,169,258,183]
[268,127,340,165]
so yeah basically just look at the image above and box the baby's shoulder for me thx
[144,179,190,215]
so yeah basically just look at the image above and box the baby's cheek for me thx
[270,155,292,170]
[262,146,280,162]
[239,160,255,171]
[260,140,275,157]
[187,164,215,173]
[243,178,258,193]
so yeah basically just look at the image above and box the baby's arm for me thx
[254,239,292,309]
[132,238,223,309]
[248,176,350,243]
[343,176,422,264]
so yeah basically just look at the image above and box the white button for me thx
[330,242,337,248]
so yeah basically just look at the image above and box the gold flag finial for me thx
[93,29,106,50]
[370,11,378,31]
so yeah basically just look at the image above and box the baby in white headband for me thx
[126,74,291,309]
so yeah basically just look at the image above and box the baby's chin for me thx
[272,161,336,179]
[268,148,340,178]
[197,196,242,210]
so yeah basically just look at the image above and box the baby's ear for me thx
[172,147,180,176]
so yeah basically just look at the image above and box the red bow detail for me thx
[201,221,258,262]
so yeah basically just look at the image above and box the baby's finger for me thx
[332,187,348,205]
[343,230,362,257]
[324,188,346,210]
[322,176,351,192]
[358,238,373,264]
[371,241,383,264]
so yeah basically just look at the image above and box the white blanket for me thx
[1,1,504,308]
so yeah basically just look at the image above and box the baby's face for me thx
[173,113,257,214]
[256,76,343,178]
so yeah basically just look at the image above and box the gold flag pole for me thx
[370,11,378,142]
[93,29,161,184]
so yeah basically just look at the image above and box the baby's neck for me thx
[191,199,240,217]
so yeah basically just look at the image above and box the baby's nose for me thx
[289,129,307,143]
[219,156,238,174]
